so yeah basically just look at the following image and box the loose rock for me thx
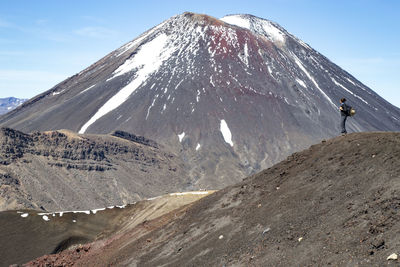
[387,253,398,260]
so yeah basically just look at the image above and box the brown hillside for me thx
[23,132,400,266]
[1,191,213,267]
[0,128,188,211]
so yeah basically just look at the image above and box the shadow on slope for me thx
[0,191,213,267]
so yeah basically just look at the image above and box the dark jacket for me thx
[340,102,350,116]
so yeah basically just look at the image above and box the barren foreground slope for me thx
[136,132,400,266]
[16,132,400,266]
[1,191,214,266]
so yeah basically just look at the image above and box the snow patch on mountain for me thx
[110,33,174,79]
[331,77,369,105]
[291,52,336,108]
[258,20,285,43]
[295,78,307,88]
[209,24,240,56]
[221,15,251,29]
[238,42,249,67]
[36,206,126,219]
[196,90,201,102]
[178,132,185,142]
[116,21,168,57]
[79,33,176,134]
[91,208,106,214]
[210,76,215,87]
[170,191,210,196]
[220,119,233,147]
[146,98,157,120]
[52,89,65,96]
[221,15,285,43]
[78,84,96,95]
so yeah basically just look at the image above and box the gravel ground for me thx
[21,132,400,266]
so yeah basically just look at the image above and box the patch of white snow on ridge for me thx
[259,20,285,43]
[78,84,96,95]
[238,42,249,67]
[116,21,167,57]
[116,36,146,57]
[267,66,273,75]
[38,209,96,216]
[52,89,65,96]
[196,143,201,151]
[170,191,210,196]
[331,77,369,105]
[146,98,157,120]
[210,76,215,87]
[178,132,185,142]
[110,33,173,79]
[79,34,175,134]
[221,15,285,43]
[295,78,307,88]
[42,215,50,221]
[220,119,234,147]
[291,53,336,108]
[221,15,251,29]
[21,213,29,218]
[91,208,106,214]
[147,196,161,201]
[345,77,359,87]
[39,210,90,215]
[74,210,91,215]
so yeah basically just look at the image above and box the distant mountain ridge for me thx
[0,127,188,211]
[1,12,399,190]
[0,97,27,115]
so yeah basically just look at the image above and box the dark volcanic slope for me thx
[1,12,399,190]
[0,128,187,211]
[27,132,400,266]
[0,192,212,267]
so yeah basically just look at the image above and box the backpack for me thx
[345,104,356,116]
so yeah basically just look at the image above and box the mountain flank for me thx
[19,132,400,266]
[0,191,214,267]
[1,12,399,190]
[0,127,188,211]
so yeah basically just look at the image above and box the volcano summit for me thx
[1,12,399,189]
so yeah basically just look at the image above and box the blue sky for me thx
[0,0,399,107]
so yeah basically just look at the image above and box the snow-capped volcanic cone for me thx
[1,13,399,189]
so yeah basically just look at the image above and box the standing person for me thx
[339,98,350,135]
